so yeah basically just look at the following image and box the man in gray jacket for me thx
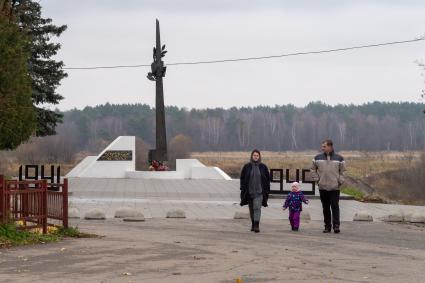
[311,139,346,233]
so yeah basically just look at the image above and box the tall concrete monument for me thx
[147,19,168,162]
[66,20,231,180]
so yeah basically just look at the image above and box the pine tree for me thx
[11,0,67,136]
[0,9,36,149]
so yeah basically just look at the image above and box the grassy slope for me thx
[0,223,96,249]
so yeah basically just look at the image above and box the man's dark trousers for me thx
[319,190,340,228]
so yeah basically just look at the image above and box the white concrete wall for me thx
[126,171,184,179]
[191,167,232,180]
[66,136,232,180]
[66,156,97,178]
[176,159,206,178]
[73,136,135,178]
[126,161,232,180]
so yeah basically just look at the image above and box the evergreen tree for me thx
[0,10,36,149]
[11,0,67,136]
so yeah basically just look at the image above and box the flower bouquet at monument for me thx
[149,160,169,171]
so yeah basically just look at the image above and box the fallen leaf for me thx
[122,272,132,276]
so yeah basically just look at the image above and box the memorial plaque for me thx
[97,150,133,161]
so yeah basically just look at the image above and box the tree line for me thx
[39,101,424,158]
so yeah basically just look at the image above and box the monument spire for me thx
[147,19,168,162]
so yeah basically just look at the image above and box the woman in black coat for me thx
[240,149,270,233]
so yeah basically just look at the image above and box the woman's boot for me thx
[253,221,260,233]
[249,202,254,231]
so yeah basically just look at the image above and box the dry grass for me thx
[191,150,420,179]
[191,151,313,178]
[192,150,425,204]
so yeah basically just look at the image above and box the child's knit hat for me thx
[291,182,301,192]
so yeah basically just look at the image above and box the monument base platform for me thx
[66,136,231,180]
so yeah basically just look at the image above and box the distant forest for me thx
[54,101,425,154]
[9,101,425,165]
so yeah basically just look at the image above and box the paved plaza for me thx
[1,219,425,282]
[68,178,425,221]
[1,178,425,282]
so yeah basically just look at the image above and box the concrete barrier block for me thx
[382,211,404,222]
[233,211,249,219]
[68,207,80,219]
[404,213,413,222]
[84,208,106,220]
[166,209,186,218]
[409,212,425,223]
[114,207,143,218]
[353,211,373,222]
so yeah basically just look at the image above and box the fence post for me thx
[42,180,48,234]
[63,178,69,229]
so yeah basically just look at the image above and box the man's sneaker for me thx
[334,228,340,234]
[323,227,332,233]
[292,228,299,232]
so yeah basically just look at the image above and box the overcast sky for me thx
[41,0,425,110]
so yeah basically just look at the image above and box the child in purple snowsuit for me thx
[283,182,309,231]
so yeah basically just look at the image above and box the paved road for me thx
[68,178,425,221]
[1,219,425,282]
